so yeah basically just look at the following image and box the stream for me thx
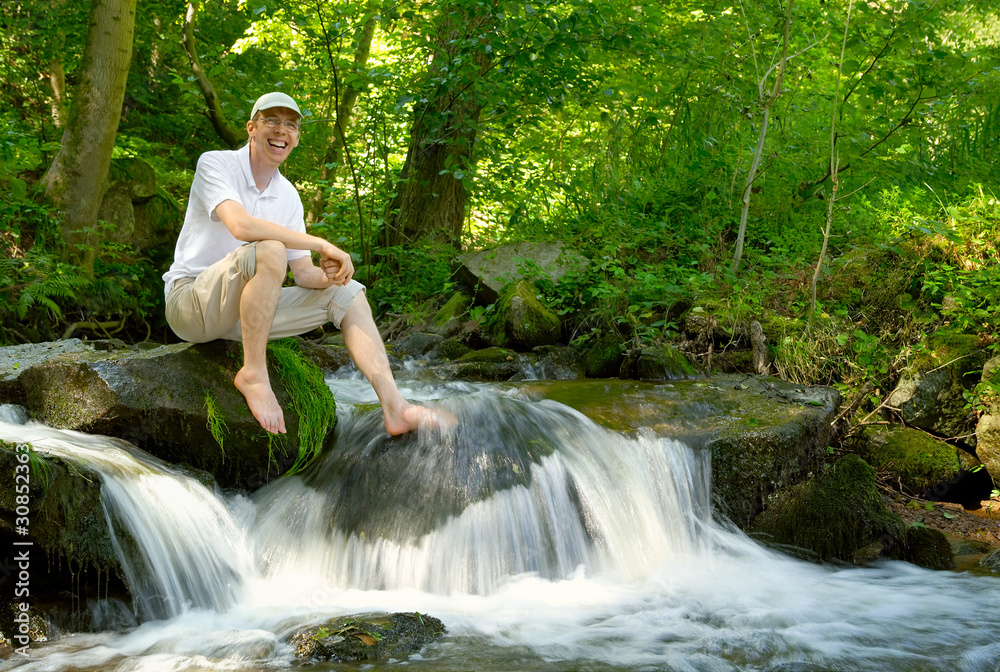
[1,376,1000,671]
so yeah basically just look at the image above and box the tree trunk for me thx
[383,9,492,249]
[730,0,795,275]
[43,0,137,276]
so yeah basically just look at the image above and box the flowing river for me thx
[1,376,1000,671]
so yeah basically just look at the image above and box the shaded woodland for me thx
[2,0,1000,420]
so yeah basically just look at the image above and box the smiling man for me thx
[163,92,442,436]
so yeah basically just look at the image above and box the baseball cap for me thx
[250,92,302,120]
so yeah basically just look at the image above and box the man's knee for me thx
[253,240,288,277]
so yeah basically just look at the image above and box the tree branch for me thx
[182,1,243,149]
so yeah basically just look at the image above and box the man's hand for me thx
[319,244,354,285]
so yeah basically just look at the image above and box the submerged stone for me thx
[289,612,446,663]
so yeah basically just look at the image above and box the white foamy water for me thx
[1,379,999,672]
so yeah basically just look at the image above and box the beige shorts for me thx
[165,242,366,343]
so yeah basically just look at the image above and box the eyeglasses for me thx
[257,117,301,133]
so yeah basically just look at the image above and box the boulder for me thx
[749,455,905,562]
[0,339,336,490]
[289,612,445,663]
[0,442,132,638]
[97,158,181,256]
[886,331,988,446]
[974,354,1000,483]
[859,426,991,507]
[431,346,527,381]
[484,280,561,350]
[427,291,473,337]
[620,344,700,381]
[581,334,625,378]
[892,525,955,570]
[455,241,588,304]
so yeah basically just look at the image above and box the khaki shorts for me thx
[165,242,366,343]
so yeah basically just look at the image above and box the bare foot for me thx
[234,367,287,434]
[384,401,456,436]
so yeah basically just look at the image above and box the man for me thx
[163,92,440,436]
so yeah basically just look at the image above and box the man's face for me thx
[247,106,301,167]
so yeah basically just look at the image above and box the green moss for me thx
[860,426,960,494]
[750,455,905,561]
[895,524,955,570]
[267,338,337,474]
[582,334,624,378]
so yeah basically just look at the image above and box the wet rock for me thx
[951,538,995,557]
[431,346,528,381]
[980,549,1000,573]
[289,612,445,663]
[0,339,329,490]
[528,346,585,380]
[0,442,132,638]
[749,455,905,562]
[524,375,840,530]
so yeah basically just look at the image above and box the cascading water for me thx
[2,379,1000,672]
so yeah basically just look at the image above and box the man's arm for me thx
[215,199,354,285]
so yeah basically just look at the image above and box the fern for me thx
[12,256,89,320]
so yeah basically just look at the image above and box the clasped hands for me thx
[319,244,354,286]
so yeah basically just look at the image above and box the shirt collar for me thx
[237,142,281,197]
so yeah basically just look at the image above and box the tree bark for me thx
[43,0,137,276]
[383,8,492,249]
[181,1,242,149]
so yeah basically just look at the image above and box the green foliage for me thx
[266,338,336,475]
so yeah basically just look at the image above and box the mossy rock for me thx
[581,334,624,378]
[429,291,473,336]
[0,339,336,490]
[436,346,525,381]
[435,338,473,361]
[622,345,700,381]
[484,280,561,350]
[749,455,905,562]
[887,329,989,441]
[859,426,964,496]
[886,525,955,570]
[290,612,445,663]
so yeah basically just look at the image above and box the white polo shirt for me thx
[162,143,310,297]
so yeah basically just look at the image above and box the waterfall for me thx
[2,380,1000,672]
[1,417,255,621]
[251,392,714,595]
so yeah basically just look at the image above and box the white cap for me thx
[250,92,302,120]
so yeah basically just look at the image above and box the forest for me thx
[1,0,999,418]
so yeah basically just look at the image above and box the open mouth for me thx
[267,139,287,149]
